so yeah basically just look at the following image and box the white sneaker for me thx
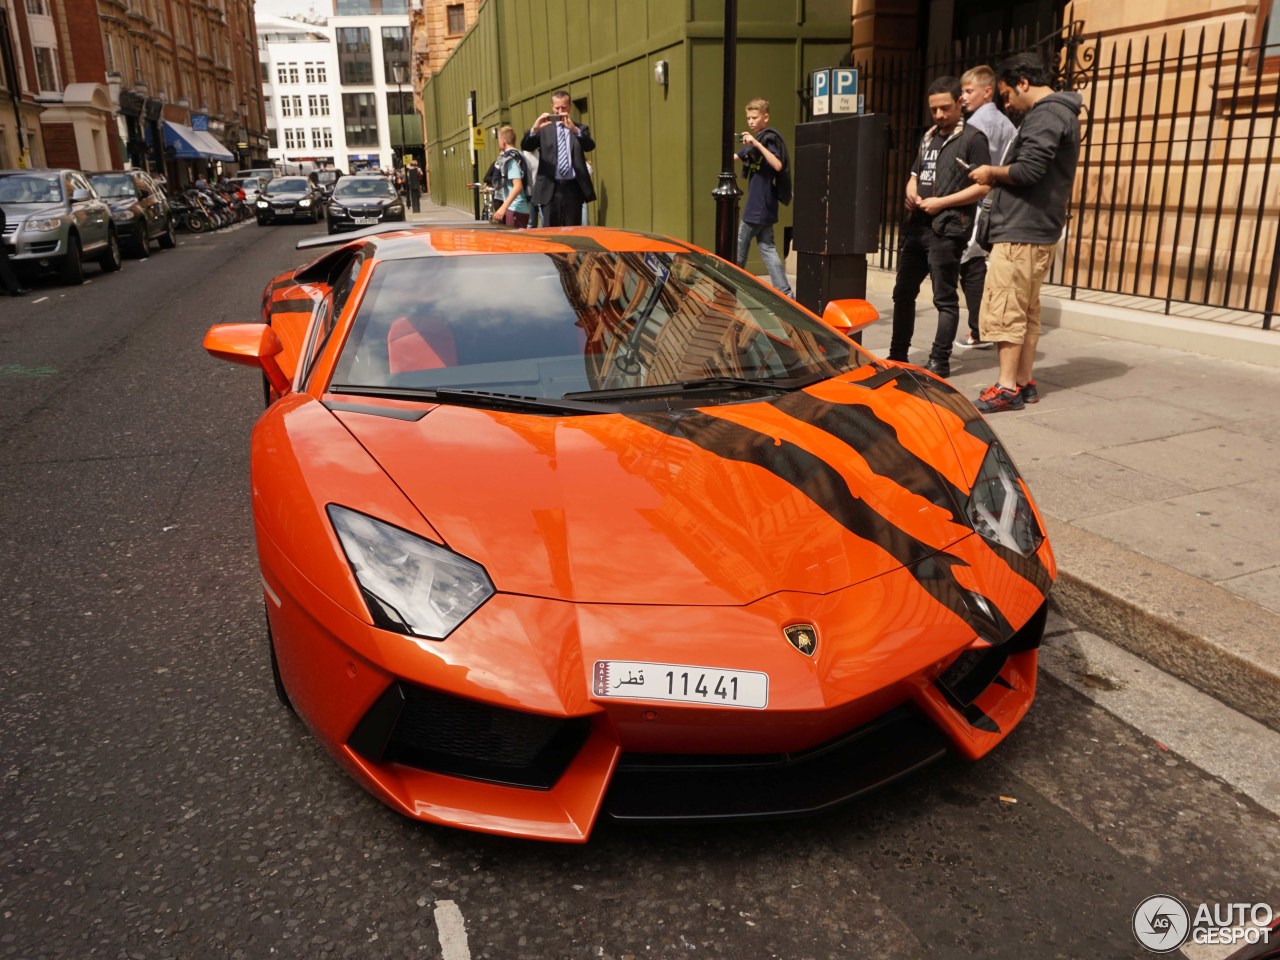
[958,334,992,349]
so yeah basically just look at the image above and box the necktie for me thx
[556,122,573,180]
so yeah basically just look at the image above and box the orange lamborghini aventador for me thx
[204,225,1055,842]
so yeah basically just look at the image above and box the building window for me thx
[25,0,49,15]
[386,91,413,116]
[264,95,272,117]
[260,60,269,83]
[103,35,117,72]
[33,46,60,92]
[287,64,299,84]
[309,93,330,116]
[446,3,465,35]
[313,127,333,148]
[342,92,379,146]
[305,61,325,84]
[382,26,409,84]
[337,27,372,85]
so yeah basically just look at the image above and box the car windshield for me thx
[334,179,395,199]
[269,178,307,192]
[0,173,64,203]
[88,174,138,198]
[317,171,339,183]
[330,250,867,401]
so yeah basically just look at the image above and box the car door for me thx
[68,172,110,251]
[135,173,160,240]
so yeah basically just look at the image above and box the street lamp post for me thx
[712,0,742,261]
[392,63,406,173]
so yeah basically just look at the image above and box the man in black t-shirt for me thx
[889,76,992,378]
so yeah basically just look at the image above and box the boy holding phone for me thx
[889,76,992,378]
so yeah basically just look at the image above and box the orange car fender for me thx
[251,392,446,625]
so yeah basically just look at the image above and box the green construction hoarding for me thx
[423,0,850,252]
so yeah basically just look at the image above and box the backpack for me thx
[488,148,530,191]
[758,128,792,205]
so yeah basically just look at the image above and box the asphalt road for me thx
[1,222,1276,960]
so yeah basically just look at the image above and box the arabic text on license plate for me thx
[355,217,378,225]
[593,660,768,709]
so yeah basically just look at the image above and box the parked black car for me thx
[88,169,176,257]
[256,177,324,225]
[325,175,406,234]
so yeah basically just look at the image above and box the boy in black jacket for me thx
[889,76,992,378]
[735,97,792,296]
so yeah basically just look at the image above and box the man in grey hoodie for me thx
[967,53,1082,413]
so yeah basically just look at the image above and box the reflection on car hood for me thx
[266,191,309,199]
[333,376,976,605]
[2,201,69,220]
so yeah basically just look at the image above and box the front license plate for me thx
[354,217,378,224]
[593,660,768,709]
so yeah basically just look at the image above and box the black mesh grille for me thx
[348,682,590,790]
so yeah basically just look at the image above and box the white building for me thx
[256,13,342,172]
[255,2,415,174]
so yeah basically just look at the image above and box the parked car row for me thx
[0,168,124,285]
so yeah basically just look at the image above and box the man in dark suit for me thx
[521,90,595,226]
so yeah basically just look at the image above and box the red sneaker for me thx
[975,383,1025,413]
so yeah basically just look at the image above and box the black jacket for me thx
[521,121,596,205]
[910,121,990,240]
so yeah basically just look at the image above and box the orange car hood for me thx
[334,379,975,605]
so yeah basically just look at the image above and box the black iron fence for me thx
[840,18,1280,329]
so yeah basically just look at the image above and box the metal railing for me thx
[845,18,1280,329]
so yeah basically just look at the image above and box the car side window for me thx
[301,251,364,389]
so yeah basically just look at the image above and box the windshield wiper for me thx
[328,384,602,415]
[565,372,827,401]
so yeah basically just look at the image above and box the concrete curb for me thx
[1045,518,1280,732]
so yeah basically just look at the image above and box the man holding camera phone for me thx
[522,90,596,226]
[889,76,992,379]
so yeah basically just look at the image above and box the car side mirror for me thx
[203,323,292,398]
[821,298,880,337]
[71,187,92,202]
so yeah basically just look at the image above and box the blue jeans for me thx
[736,220,792,296]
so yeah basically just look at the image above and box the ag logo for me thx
[783,623,818,657]
[1133,895,1191,953]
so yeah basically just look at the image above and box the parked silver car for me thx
[0,169,122,284]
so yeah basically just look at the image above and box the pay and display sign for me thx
[811,69,830,116]
[832,68,859,113]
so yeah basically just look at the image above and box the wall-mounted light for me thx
[654,59,668,87]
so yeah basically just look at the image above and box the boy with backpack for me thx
[489,126,532,227]
[735,97,793,296]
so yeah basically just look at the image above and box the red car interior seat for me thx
[387,315,458,374]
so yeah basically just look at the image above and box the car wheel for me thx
[158,218,177,249]
[266,609,294,712]
[59,233,85,285]
[98,230,123,272]
[327,223,337,235]
[257,217,269,227]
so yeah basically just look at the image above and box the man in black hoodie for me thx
[967,54,1083,412]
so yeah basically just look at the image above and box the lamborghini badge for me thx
[783,624,818,657]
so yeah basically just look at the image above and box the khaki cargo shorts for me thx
[979,242,1057,345]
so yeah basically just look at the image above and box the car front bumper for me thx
[259,519,1053,842]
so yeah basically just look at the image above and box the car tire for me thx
[266,610,294,712]
[59,233,85,285]
[98,230,123,272]
[257,217,269,227]
[327,223,338,235]
[126,224,148,258]
[158,218,177,249]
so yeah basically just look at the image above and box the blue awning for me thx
[162,120,234,161]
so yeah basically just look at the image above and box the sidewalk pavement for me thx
[408,197,1280,732]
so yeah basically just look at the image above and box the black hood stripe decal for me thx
[881,376,1051,596]
[625,410,973,622]
[770,391,969,527]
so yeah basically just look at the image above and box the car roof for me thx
[344,226,699,262]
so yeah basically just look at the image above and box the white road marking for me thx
[434,899,471,960]
[32,297,49,304]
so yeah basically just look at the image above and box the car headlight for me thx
[966,442,1044,557]
[388,204,404,214]
[298,198,312,207]
[111,209,134,222]
[328,204,346,215]
[256,200,269,207]
[25,217,64,232]
[328,505,495,640]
